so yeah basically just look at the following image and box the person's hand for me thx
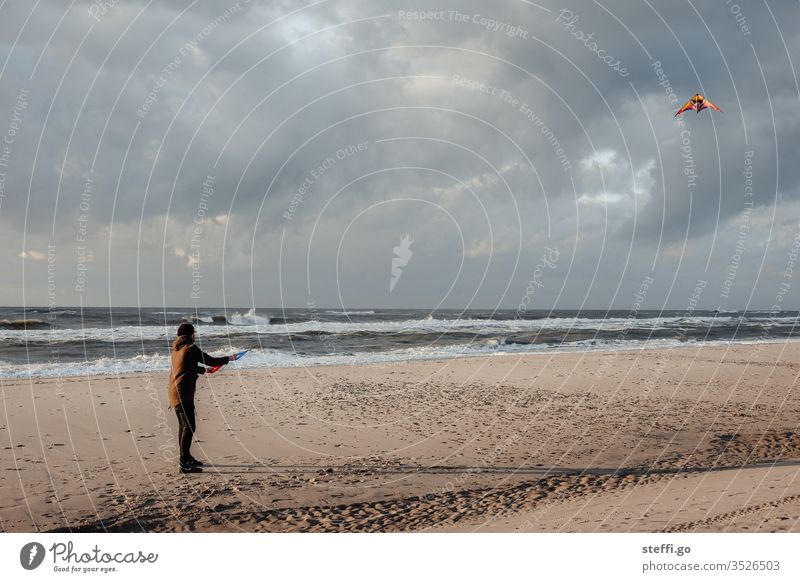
[229,354,237,362]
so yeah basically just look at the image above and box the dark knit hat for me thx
[177,323,195,337]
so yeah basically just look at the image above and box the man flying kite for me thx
[675,93,722,116]
[168,323,242,473]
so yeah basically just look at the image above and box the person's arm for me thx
[196,366,206,375]
[193,345,231,368]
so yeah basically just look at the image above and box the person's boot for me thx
[187,457,204,467]
[180,461,202,474]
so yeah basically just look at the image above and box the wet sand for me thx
[2,342,799,532]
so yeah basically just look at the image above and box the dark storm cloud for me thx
[0,0,798,309]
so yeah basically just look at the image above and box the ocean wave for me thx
[2,313,796,344]
[226,308,271,326]
[0,346,250,379]
[5,337,799,379]
[741,315,798,324]
[151,309,273,326]
[322,310,376,316]
[1,318,50,329]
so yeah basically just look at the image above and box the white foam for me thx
[322,310,376,315]
[0,347,251,379]
[227,308,271,326]
[0,313,789,344]
[1,353,172,379]
[6,337,800,379]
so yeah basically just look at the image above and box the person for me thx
[168,323,237,474]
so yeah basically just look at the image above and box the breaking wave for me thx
[3,336,796,379]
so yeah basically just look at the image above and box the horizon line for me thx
[1,305,795,312]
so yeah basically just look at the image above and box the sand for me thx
[1,341,799,532]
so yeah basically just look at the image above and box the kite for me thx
[207,350,249,374]
[675,93,722,116]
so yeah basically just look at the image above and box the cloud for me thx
[464,238,515,258]
[17,250,47,261]
[580,149,618,171]
[1,0,798,308]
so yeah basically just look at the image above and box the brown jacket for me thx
[168,335,229,407]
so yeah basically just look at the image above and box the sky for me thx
[0,0,798,311]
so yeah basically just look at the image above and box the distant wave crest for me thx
[1,318,49,329]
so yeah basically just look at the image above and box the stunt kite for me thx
[675,93,722,116]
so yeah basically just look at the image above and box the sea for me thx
[0,307,798,379]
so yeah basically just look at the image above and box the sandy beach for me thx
[2,342,799,533]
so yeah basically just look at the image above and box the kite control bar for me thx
[207,350,249,374]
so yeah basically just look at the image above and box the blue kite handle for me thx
[207,350,249,374]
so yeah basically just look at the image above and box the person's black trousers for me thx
[174,401,196,465]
